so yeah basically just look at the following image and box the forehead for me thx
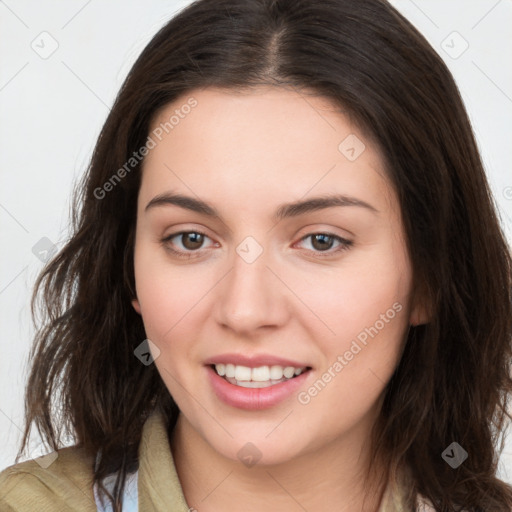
[140,86,395,219]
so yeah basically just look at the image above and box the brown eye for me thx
[310,234,336,251]
[296,232,353,257]
[161,231,213,257]
[180,232,205,250]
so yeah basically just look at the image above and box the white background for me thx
[1,0,511,483]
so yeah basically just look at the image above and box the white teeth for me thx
[234,365,252,381]
[283,366,295,379]
[233,379,278,388]
[225,376,288,388]
[269,365,284,380]
[214,363,307,385]
[251,366,270,381]
[225,364,236,378]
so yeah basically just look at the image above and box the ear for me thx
[131,298,142,315]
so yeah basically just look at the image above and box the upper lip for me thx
[205,353,311,368]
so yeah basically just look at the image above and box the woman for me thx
[1,0,511,510]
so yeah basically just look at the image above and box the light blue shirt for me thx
[93,451,139,511]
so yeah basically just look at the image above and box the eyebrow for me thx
[144,192,379,221]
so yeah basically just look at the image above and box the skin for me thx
[131,86,429,512]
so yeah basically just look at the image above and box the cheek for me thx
[133,243,212,337]
[133,247,208,394]
[291,234,411,393]
[297,294,408,437]
[293,238,411,339]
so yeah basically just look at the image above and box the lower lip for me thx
[206,365,311,410]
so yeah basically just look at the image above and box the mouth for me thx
[210,363,311,388]
[205,356,313,410]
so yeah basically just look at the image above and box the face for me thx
[131,86,427,466]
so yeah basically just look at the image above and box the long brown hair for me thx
[16,0,512,510]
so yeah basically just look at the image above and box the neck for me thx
[169,414,388,512]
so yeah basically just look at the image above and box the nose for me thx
[213,248,290,336]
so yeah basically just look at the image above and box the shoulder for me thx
[0,445,97,512]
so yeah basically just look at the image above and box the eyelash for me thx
[160,230,353,260]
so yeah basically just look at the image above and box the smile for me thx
[213,363,307,388]
[205,355,313,410]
